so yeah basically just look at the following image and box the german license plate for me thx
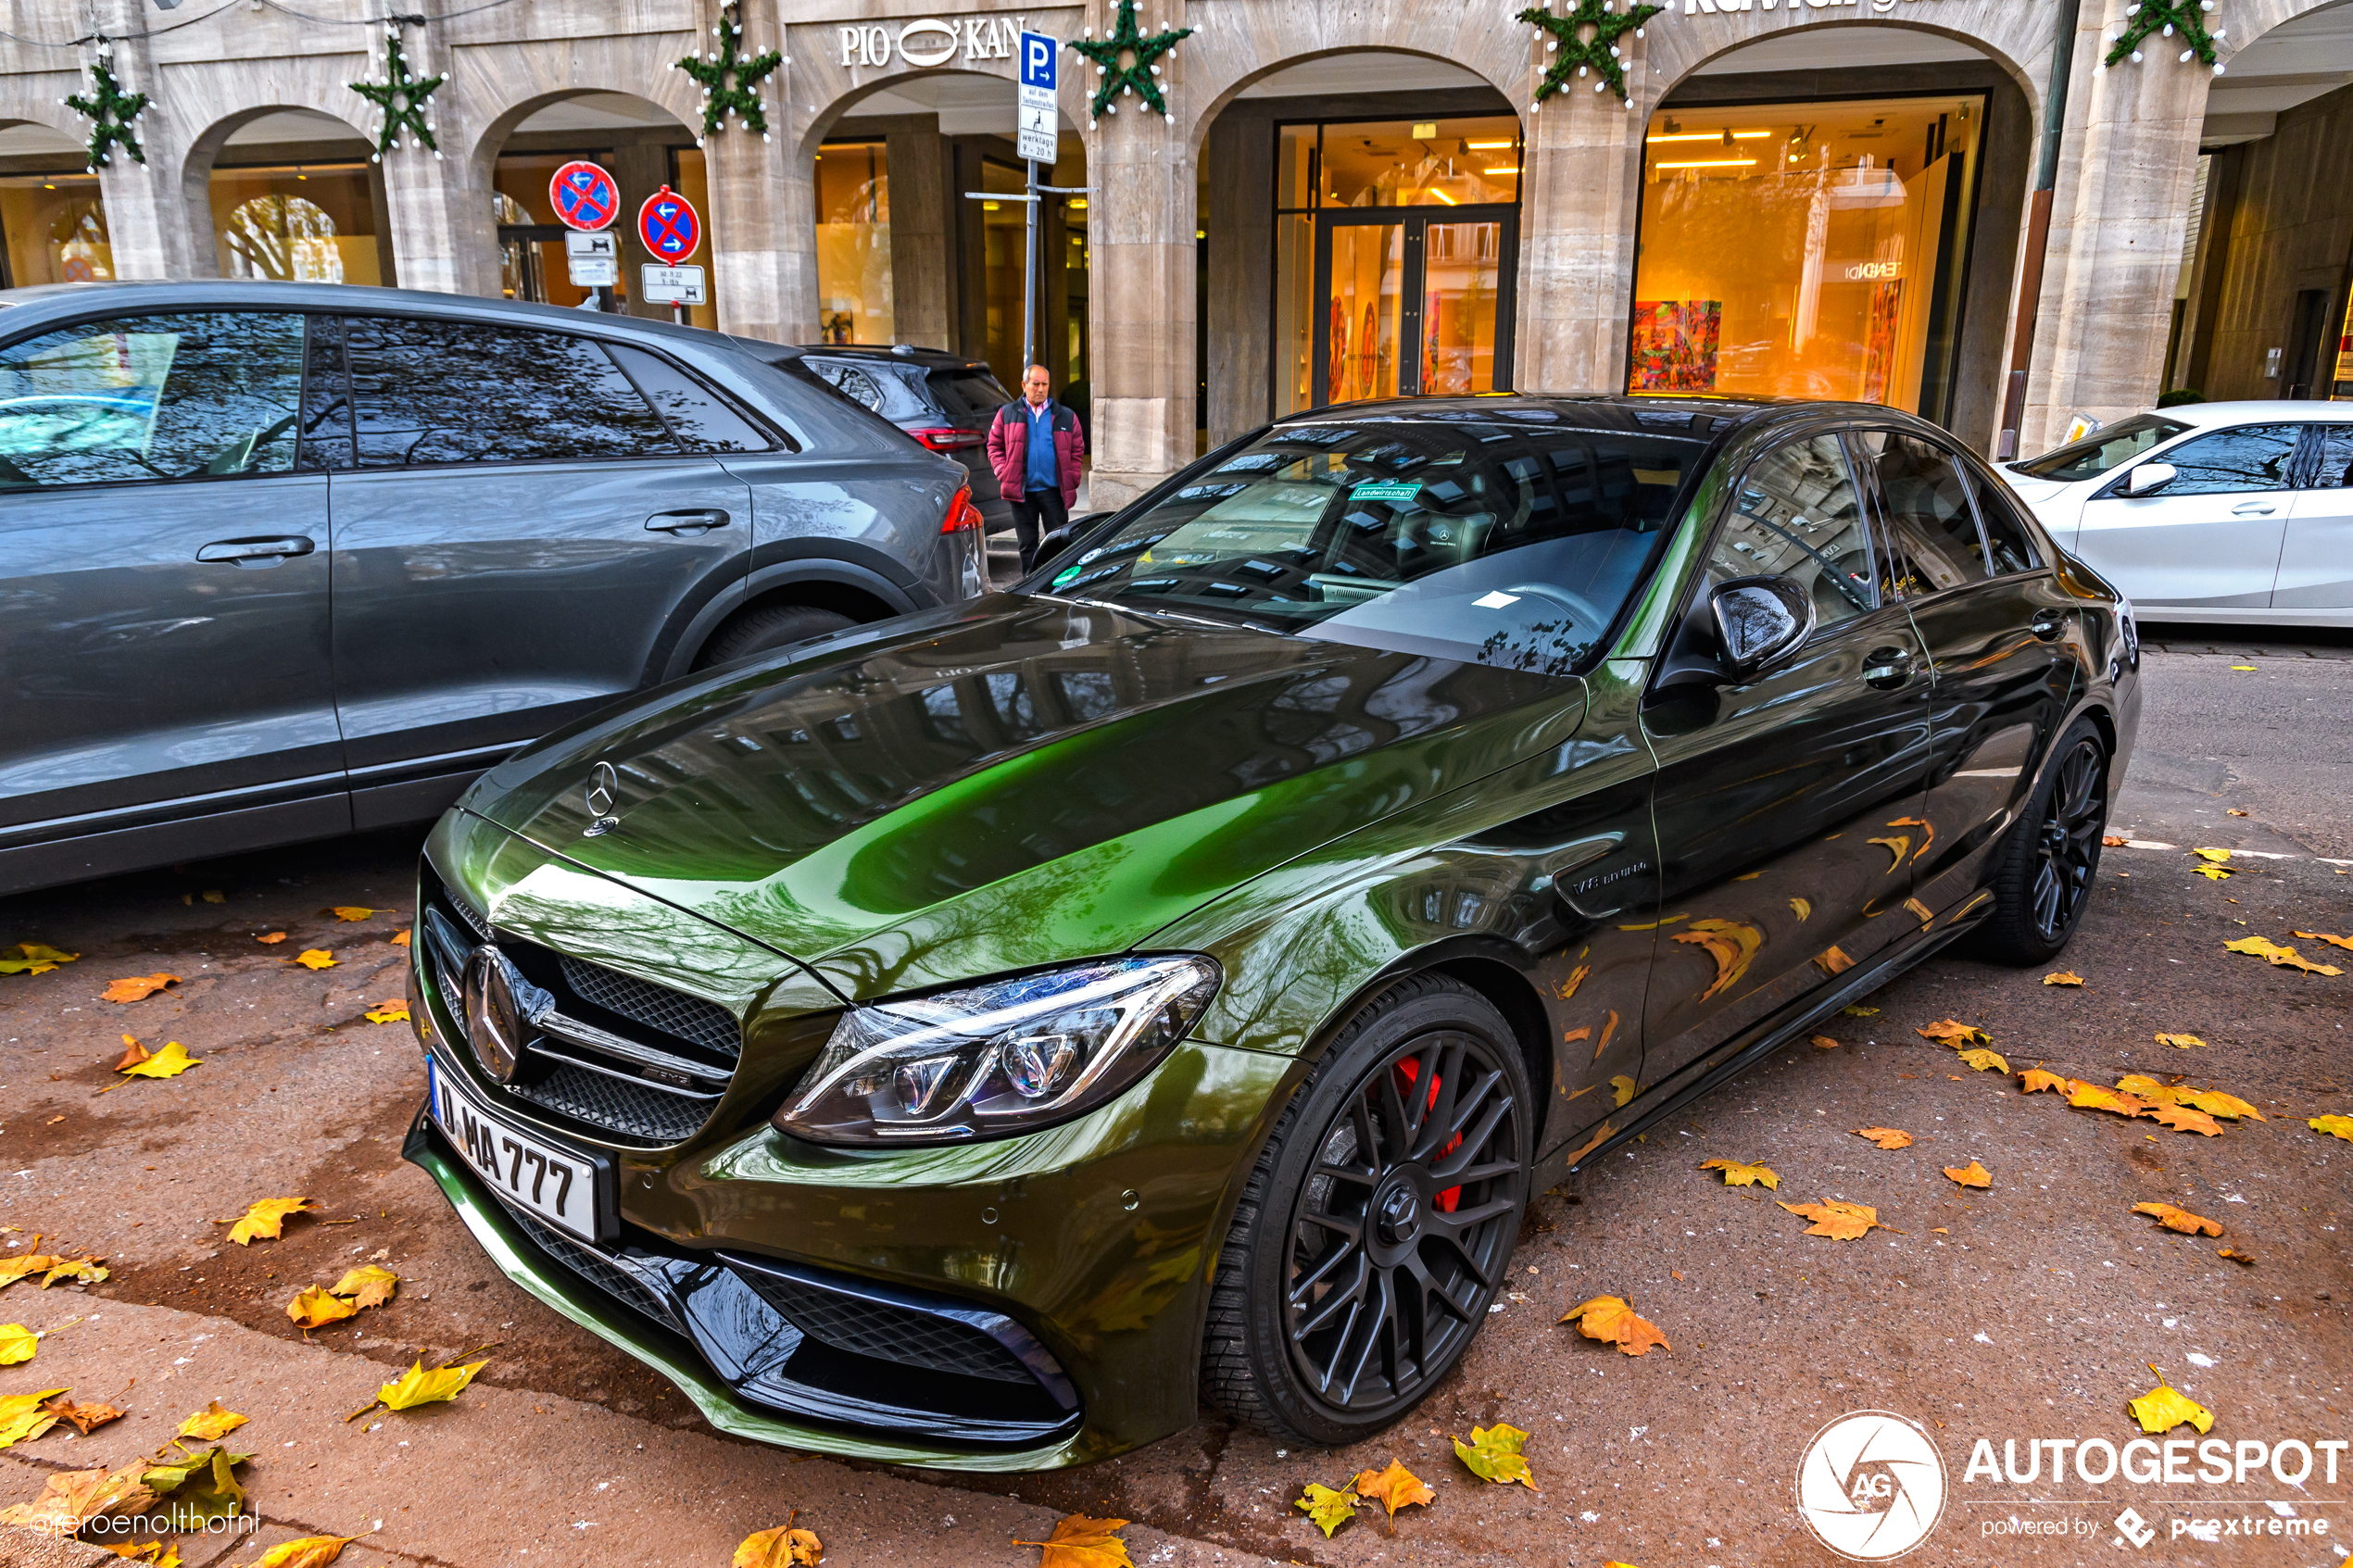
[429,1054,610,1243]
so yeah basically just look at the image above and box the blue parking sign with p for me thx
[1021,30,1056,91]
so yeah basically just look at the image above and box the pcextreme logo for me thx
[1794,1410,1950,1561]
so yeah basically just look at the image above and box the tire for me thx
[1971,718,2110,965]
[1202,974,1532,1447]
[691,604,856,671]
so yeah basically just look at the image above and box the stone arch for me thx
[1642,15,2045,115]
[782,6,1084,163]
[177,103,379,282]
[465,86,704,194]
[793,65,1085,167]
[1185,43,1527,159]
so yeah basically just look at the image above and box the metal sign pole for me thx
[1023,159,1040,377]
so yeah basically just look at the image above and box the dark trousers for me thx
[1008,486,1068,573]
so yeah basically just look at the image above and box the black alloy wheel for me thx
[1202,976,1531,1446]
[1974,717,2110,964]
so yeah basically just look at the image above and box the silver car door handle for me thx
[646,509,729,534]
[1863,646,1916,688]
[2231,502,2276,516]
[195,535,315,564]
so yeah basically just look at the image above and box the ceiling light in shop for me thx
[1466,139,1515,149]
[1656,158,1757,169]
[1483,166,1521,174]
[1647,130,1769,144]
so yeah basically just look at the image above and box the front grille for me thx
[560,957,739,1058]
[745,1273,1035,1384]
[510,1062,713,1145]
[507,1210,685,1334]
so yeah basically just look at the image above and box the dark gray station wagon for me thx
[0,282,982,896]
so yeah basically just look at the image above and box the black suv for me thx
[772,345,1019,534]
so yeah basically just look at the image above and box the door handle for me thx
[2030,609,2067,642]
[2231,502,2277,516]
[646,508,729,534]
[1862,646,1915,689]
[195,535,315,565]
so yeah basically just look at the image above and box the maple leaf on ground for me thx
[1916,1019,1990,1047]
[287,1286,355,1330]
[2218,1246,2257,1267]
[2115,1074,2184,1103]
[2294,929,2353,952]
[1700,1158,1779,1190]
[294,949,337,971]
[177,1400,247,1441]
[2222,935,2342,975]
[1453,1422,1536,1488]
[107,1540,181,1565]
[1842,1004,1879,1016]
[1352,1459,1434,1515]
[226,1197,318,1246]
[389,930,412,948]
[1943,1160,1992,1188]
[0,1462,155,1534]
[2042,971,2085,986]
[1854,1126,1912,1149]
[2145,1102,2223,1136]
[2194,863,2233,881]
[2103,834,2130,847]
[102,973,179,1003]
[374,1359,486,1412]
[2309,1114,2353,1143]
[734,1513,824,1567]
[363,999,409,1024]
[2132,1202,2221,1236]
[2064,1080,2150,1117]
[1779,1199,1885,1240]
[239,1537,356,1568]
[2130,1374,2213,1436]
[1295,1482,1357,1537]
[0,1388,69,1448]
[2193,847,2233,864]
[0,1323,37,1364]
[328,1265,397,1311]
[1559,1295,1670,1356]
[2020,1068,2068,1094]
[256,932,287,945]
[2154,1032,2206,1048]
[0,942,78,975]
[329,907,375,922]
[142,1446,249,1530]
[1810,1034,1839,1048]
[118,1042,197,1079]
[1957,1048,2008,1073]
[1013,1512,1133,1568]
[41,1395,120,1436]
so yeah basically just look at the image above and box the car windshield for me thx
[1042,414,1705,673]
[2014,413,2189,481]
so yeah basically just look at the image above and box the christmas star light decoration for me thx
[63,48,148,170]
[674,5,784,144]
[350,24,446,160]
[2103,0,2227,71]
[1519,0,1664,108]
[1070,0,1192,122]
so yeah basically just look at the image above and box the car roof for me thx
[773,344,991,371]
[1266,391,1899,441]
[2149,400,2353,426]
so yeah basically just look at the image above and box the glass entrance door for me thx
[1312,207,1516,407]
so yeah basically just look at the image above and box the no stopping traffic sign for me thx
[549,160,620,232]
[636,185,702,263]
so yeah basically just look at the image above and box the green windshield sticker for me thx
[1350,480,1423,503]
[1052,565,1083,589]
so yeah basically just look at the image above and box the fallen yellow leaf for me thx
[389,930,412,948]
[329,1265,397,1311]
[225,1197,318,1247]
[0,1463,154,1535]
[104,1540,179,1565]
[176,1401,247,1441]
[2194,863,2233,881]
[1559,1295,1670,1356]
[1699,1158,1779,1190]
[2222,935,2342,975]
[1673,919,1764,1001]
[1916,1019,1989,1047]
[2193,847,2233,864]
[40,1396,120,1436]
[256,932,287,945]
[2292,930,2353,951]
[1810,1035,1839,1048]
[2020,1068,2068,1094]
[2310,1114,2353,1142]
[1943,1160,1991,1188]
[363,999,409,1024]
[2043,971,2085,986]
[1842,1004,1879,1016]
[2145,1102,2223,1136]
[1854,1126,1912,1149]
[2130,1375,2213,1436]
[2218,1247,2258,1267]
[286,1286,355,1330]
[1013,1512,1132,1568]
[0,943,77,976]
[240,1537,354,1568]
[0,1389,69,1448]
[2154,1032,2206,1048]
[330,907,375,922]
[101,973,179,1003]
[733,1515,824,1566]
[0,1324,37,1364]
[2064,1079,2150,1117]
[1453,1422,1536,1488]
[2132,1202,2221,1236]
[1778,1199,1885,1240]
[1294,1482,1357,1538]
[119,1042,197,1080]
[2103,834,2129,847]
[1351,1459,1434,1516]
[1956,1047,2009,1073]
[375,1359,486,1411]
[294,949,337,971]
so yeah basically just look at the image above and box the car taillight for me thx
[911,427,983,451]
[941,485,984,534]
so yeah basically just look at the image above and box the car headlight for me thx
[774,955,1221,1147]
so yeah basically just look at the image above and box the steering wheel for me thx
[1503,582,1610,630]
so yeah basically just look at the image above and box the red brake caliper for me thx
[1391,1059,1463,1211]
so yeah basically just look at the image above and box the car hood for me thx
[1998,471,2074,505]
[463,595,1586,1000]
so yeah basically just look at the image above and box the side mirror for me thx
[1031,512,1110,571]
[2121,461,2176,497]
[1711,576,1815,675]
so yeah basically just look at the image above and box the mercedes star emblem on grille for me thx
[461,945,529,1083]
[584,759,621,836]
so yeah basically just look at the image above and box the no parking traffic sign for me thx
[636,185,702,263]
[549,159,621,232]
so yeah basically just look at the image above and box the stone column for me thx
[84,1,204,280]
[1513,36,1650,395]
[378,16,498,299]
[1203,106,1270,444]
[2020,0,2211,451]
[885,120,952,349]
[1082,2,1196,509]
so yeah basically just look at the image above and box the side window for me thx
[1711,433,1878,631]
[1969,473,2044,575]
[807,359,884,411]
[2306,424,2353,488]
[341,316,676,467]
[297,315,353,471]
[1859,429,1988,593]
[0,311,304,489]
[606,344,774,454]
[2139,423,2301,495]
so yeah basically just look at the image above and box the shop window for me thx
[209,166,384,285]
[1630,95,1982,421]
[815,141,892,345]
[0,176,114,286]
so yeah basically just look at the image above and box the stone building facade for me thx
[3,0,2346,505]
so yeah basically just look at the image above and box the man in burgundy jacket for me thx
[986,364,1087,573]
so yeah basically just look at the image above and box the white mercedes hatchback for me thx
[2001,403,2352,627]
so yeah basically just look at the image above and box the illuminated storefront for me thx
[0,173,112,286]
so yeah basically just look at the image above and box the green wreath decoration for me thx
[63,50,148,170]
[675,5,785,144]
[2103,0,2226,70]
[350,25,446,161]
[1069,0,1192,122]
[1520,0,1665,108]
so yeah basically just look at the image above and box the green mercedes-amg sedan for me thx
[403,395,2140,1471]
